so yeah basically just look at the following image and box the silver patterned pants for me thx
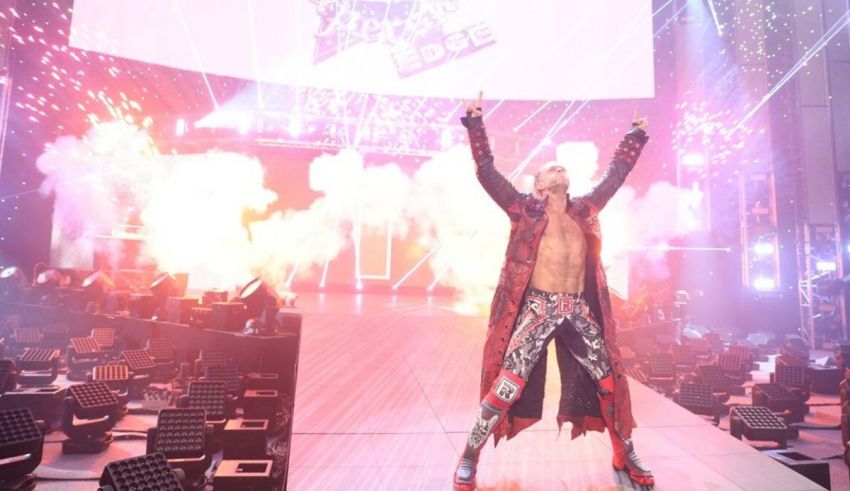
[502,287,612,382]
[458,287,613,466]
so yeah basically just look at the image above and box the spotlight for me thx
[62,382,119,454]
[675,382,717,419]
[16,348,59,386]
[150,273,181,300]
[120,349,157,399]
[239,278,281,334]
[176,118,187,137]
[816,261,837,272]
[120,348,157,387]
[729,406,787,448]
[753,278,776,291]
[90,327,116,351]
[180,381,235,430]
[92,365,130,396]
[10,327,42,350]
[0,360,17,394]
[80,271,114,309]
[753,242,775,255]
[34,268,68,289]
[0,408,44,489]
[194,351,231,378]
[34,268,68,305]
[146,337,177,366]
[98,453,184,491]
[0,385,65,433]
[239,278,280,318]
[0,267,28,301]
[66,337,102,382]
[202,365,242,396]
[150,273,183,319]
[146,408,212,489]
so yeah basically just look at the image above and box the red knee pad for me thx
[484,370,525,411]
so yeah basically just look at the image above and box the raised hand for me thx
[633,107,649,130]
[463,91,484,117]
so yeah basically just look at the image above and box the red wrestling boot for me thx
[598,375,654,487]
[453,370,525,490]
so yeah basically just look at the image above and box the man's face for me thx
[535,162,569,194]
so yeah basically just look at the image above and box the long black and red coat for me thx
[462,115,649,445]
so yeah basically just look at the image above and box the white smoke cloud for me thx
[37,121,702,312]
[408,145,508,313]
[36,122,160,269]
[140,151,277,289]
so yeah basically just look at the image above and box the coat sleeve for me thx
[584,126,649,211]
[462,115,522,217]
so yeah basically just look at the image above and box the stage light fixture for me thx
[239,278,280,326]
[202,365,241,396]
[770,364,811,402]
[0,386,66,432]
[62,382,120,454]
[146,337,177,365]
[120,349,157,391]
[671,344,696,371]
[647,353,675,379]
[81,271,115,309]
[194,350,231,378]
[816,261,837,272]
[0,360,17,394]
[34,268,67,289]
[730,405,788,448]
[0,267,28,301]
[676,382,716,418]
[92,364,130,395]
[753,242,775,255]
[11,327,42,350]
[176,118,187,137]
[753,277,776,291]
[695,364,731,394]
[16,348,59,386]
[752,383,804,422]
[98,453,184,491]
[66,337,102,382]
[0,408,44,490]
[146,408,212,489]
[151,273,182,301]
[181,381,234,428]
[151,273,183,320]
[90,327,116,351]
[718,351,748,384]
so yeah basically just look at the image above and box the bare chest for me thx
[540,212,586,249]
